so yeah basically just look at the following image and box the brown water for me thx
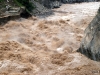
[0,2,100,75]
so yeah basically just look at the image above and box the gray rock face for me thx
[78,8,100,61]
[30,0,51,15]
[0,0,25,24]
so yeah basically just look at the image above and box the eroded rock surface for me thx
[78,7,100,61]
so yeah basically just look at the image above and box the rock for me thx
[30,0,52,16]
[78,7,100,61]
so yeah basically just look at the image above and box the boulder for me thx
[78,7,100,61]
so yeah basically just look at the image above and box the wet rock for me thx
[0,0,25,25]
[78,7,100,61]
[30,0,52,16]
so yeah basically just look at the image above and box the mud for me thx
[0,2,100,75]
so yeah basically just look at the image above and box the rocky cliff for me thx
[78,7,100,61]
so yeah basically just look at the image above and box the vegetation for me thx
[14,0,35,12]
[0,0,4,2]
[0,0,35,13]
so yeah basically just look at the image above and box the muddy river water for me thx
[0,2,100,75]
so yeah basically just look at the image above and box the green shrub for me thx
[14,0,35,12]
[0,0,4,3]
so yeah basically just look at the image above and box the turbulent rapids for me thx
[0,2,100,75]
